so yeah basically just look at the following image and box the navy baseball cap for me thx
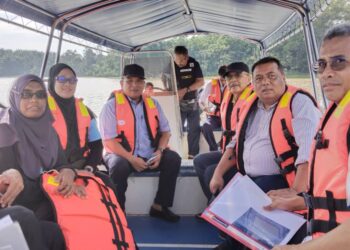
[224,62,250,77]
[123,64,145,79]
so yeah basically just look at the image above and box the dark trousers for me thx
[218,174,306,249]
[181,108,201,156]
[104,149,181,210]
[194,151,237,202]
[0,206,65,250]
[202,115,221,151]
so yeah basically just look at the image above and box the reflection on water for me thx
[0,77,120,116]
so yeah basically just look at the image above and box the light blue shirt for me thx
[88,118,101,142]
[99,95,170,159]
[227,93,321,177]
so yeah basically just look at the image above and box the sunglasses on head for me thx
[21,90,47,100]
[313,56,350,74]
[56,75,78,84]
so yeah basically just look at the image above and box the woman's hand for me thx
[55,168,76,198]
[0,169,24,207]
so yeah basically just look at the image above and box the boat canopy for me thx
[0,0,331,52]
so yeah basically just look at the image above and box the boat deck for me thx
[127,216,222,250]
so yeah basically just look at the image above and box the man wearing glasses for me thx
[99,64,181,222]
[211,57,321,249]
[265,23,350,250]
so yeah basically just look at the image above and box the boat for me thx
[0,0,332,249]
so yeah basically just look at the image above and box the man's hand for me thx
[272,245,300,250]
[148,153,162,169]
[0,169,24,207]
[177,88,187,100]
[130,156,148,172]
[72,184,87,199]
[56,168,76,198]
[264,188,306,211]
[209,173,224,194]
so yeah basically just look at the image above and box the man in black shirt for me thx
[174,46,204,159]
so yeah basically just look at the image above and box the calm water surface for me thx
[0,77,120,116]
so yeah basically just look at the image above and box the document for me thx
[201,173,305,250]
[0,215,29,250]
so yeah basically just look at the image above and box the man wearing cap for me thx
[198,65,227,152]
[211,57,321,249]
[99,64,181,222]
[174,46,204,159]
[194,62,252,205]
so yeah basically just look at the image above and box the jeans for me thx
[202,115,221,151]
[181,107,201,156]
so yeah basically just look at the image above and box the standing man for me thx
[198,65,227,151]
[174,46,204,159]
[100,64,181,222]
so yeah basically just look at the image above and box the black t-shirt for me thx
[174,57,203,100]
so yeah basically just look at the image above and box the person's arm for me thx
[210,145,236,194]
[272,219,350,250]
[198,82,212,111]
[85,118,103,169]
[290,94,321,192]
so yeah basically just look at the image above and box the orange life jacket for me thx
[305,90,350,238]
[111,90,160,154]
[220,84,253,152]
[48,95,91,156]
[41,171,136,250]
[235,85,317,187]
[207,78,223,117]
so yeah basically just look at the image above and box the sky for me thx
[0,21,85,53]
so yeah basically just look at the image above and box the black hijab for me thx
[0,74,59,179]
[48,63,80,155]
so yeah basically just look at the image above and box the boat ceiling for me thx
[0,0,330,51]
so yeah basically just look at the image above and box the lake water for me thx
[0,77,120,116]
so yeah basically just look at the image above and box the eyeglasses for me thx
[56,75,78,85]
[313,56,350,74]
[254,73,278,85]
[21,90,47,100]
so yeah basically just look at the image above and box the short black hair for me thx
[252,56,284,74]
[146,82,154,88]
[323,23,350,42]
[174,46,188,55]
[218,65,227,77]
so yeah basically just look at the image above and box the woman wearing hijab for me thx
[0,75,78,249]
[48,63,103,173]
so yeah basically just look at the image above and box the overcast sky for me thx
[0,21,84,53]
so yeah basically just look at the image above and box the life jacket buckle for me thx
[274,156,284,165]
[303,193,314,209]
[315,130,329,149]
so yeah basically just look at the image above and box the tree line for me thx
[0,0,348,78]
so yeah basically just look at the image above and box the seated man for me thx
[194,62,252,204]
[100,64,181,222]
[210,57,321,249]
[267,23,350,250]
[198,65,227,151]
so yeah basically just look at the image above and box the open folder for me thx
[201,173,305,250]
[0,215,29,250]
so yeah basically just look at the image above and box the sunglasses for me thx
[56,75,78,85]
[313,56,350,74]
[21,90,47,100]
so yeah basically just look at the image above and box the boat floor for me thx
[127,215,222,250]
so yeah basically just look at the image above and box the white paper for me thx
[202,173,306,250]
[0,215,13,231]
[0,222,29,250]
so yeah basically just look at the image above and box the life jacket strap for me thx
[278,163,295,176]
[307,219,339,235]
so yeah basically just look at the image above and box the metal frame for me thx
[6,0,327,106]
